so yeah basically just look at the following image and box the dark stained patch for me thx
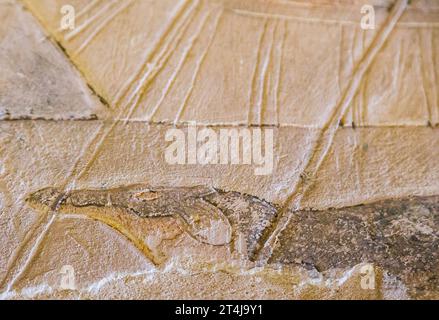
[26,185,279,253]
[269,196,439,298]
[205,190,278,259]
[26,185,439,297]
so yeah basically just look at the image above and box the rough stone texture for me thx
[21,0,439,126]
[0,0,108,120]
[270,196,439,299]
[0,0,438,300]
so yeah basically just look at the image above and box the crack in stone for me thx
[18,0,112,112]
[52,39,111,110]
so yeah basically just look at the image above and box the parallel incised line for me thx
[254,0,409,263]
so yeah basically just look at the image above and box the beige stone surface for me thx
[0,0,438,299]
[0,0,108,120]
[22,0,439,126]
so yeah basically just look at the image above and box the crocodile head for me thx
[26,187,63,211]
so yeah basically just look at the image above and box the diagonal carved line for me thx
[274,20,286,126]
[173,9,224,125]
[1,215,57,294]
[1,0,165,292]
[0,0,122,292]
[73,0,101,21]
[259,21,277,126]
[65,0,116,41]
[114,0,198,108]
[55,0,102,34]
[254,0,409,263]
[418,29,435,125]
[147,8,214,121]
[121,2,201,123]
[247,19,268,125]
[18,0,111,110]
[3,0,227,291]
[73,0,134,57]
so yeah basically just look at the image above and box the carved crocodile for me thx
[25,184,278,259]
[26,185,439,297]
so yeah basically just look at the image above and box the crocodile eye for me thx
[132,190,161,201]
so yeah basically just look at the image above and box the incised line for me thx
[254,0,409,263]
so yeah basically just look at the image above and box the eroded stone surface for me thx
[26,184,279,261]
[0,1,107,120]
[21,0,439,126]
[2,119,439,299]
[270,196,439,298]
[23,181,439,298]
[206,189,278,260]
[1,0,439,300]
